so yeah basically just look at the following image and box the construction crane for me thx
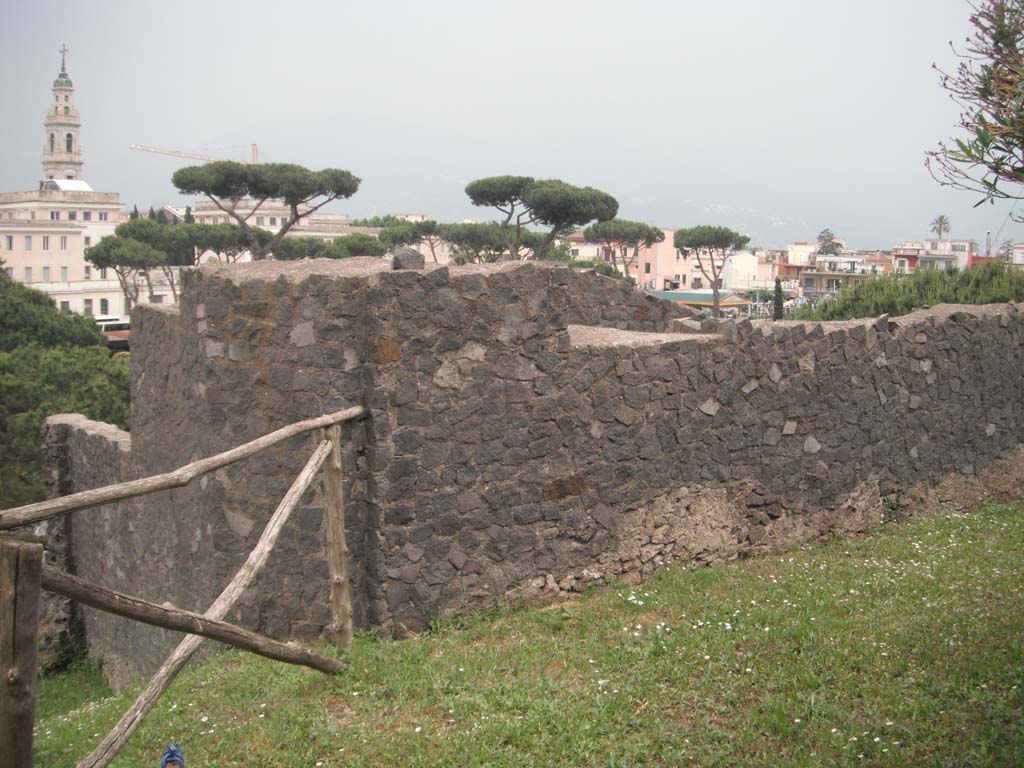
[129,143,261,164]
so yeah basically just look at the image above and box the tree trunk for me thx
[160,266,179,304]
[143,271,156,302]
[113,269,136,313]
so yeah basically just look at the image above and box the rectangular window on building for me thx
[101,268,108,280]
[50,210,60,220]
[84,236,91,246]
[42,235,50,251]
[83,299,93,316]
[83,211,92,221]
[5,236,12,251]
[24,236,31,251]
[644,263,651,274]
[269,217,277,226]
[68,211,77,221]
[24,267,32,283]
[256,217,265,226]
[3,268,12,279]
[100,298,109,315]
[151,295,164,304]
[84,265,91,280]
[42,266,51,281]
[60,266,68,281]
[60,301,70,311]
[98,212,108,221]
[692,278,702,289]
[60,236,67,251]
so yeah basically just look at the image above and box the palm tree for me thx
[930,214,951,239]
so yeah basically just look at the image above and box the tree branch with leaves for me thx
[172,162,361,260]
[583,219,664,280]
[673,226,750,317]
[466,176,618,260]
[926,0,1024,219]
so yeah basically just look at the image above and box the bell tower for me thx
[42,44,83,181]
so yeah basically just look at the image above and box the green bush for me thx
[0,277,104,351]
[0,345,130,508]
[0,278,130,509]
[795,262,1024,320]
[570,258,630,280]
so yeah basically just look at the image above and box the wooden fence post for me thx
[1,538,44,768]
[322,424,353,650]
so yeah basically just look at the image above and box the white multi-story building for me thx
[0,49,133,318]
[891,238,979,272]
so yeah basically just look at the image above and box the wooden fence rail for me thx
[41,566,344,675]
[0,405,364,768]
[0,405,364,531]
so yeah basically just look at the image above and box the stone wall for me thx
[44,258,1024,684]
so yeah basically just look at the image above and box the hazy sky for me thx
[3,0,1021,250]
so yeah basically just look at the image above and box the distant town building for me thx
[0,49,134,319]
[892,238,979,272]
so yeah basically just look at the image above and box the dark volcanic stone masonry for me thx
[41,258,1024,685]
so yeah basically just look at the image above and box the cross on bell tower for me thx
[42,43,83,181]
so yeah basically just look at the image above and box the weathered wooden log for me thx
[1,539,43,768]
[322,424,353,650]
[0,405,364,531]
[77,439,334,768]
[41,565,344,675]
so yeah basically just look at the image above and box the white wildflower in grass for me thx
[414,726,422,733]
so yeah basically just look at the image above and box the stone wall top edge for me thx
[44,414,131,450]
[133,304,180,320]
[192,258,612,289]
[568,325,718,350]
[753,301,1018,333]
[566,300,1021,356]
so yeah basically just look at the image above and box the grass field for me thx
[36,503,1024,767]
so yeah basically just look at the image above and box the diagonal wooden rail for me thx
[77,439,334,768]
[0,406,364,531]
[0,405,365,768]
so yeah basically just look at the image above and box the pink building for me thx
[630,228,729,291]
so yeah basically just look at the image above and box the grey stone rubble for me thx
[35,257,1024,686]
